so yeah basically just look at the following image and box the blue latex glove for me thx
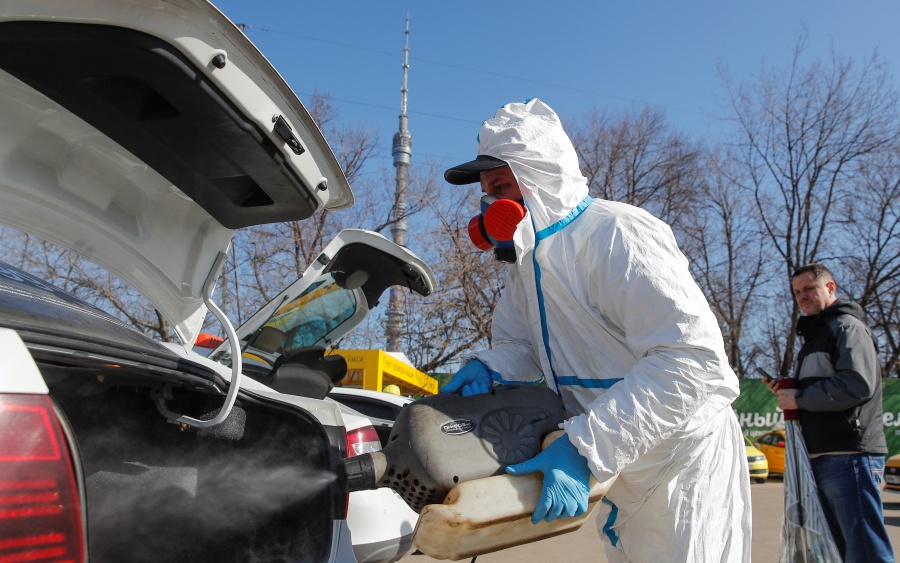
[505,434,591,524]
[439,360,499,396]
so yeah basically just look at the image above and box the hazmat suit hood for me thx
[476,99,589,233]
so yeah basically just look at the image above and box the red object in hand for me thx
[777,378,800,421]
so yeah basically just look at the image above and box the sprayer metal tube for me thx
[341,451,387,493]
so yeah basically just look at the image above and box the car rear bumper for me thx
[353,533,414,563]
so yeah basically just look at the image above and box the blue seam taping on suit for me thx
[531,195,594,391]
[555,376,623,389]
[601,497,620,547]
[532,243,557,387]
[535,196,593,241]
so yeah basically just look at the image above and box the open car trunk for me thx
[28,355,345,563]
[1,266,345,563]
[51,376,338,562]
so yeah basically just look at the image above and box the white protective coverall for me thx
[463,99,751,562]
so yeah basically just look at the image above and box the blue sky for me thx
[211,1,900,180]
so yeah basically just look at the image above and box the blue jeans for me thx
[809,453,894,563]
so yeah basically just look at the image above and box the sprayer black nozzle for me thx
[339,452,386,493]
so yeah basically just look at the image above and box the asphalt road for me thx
[399,477,900,562]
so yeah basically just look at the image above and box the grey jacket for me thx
[794,298,887,455]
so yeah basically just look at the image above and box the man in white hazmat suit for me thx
[440,98,751,562]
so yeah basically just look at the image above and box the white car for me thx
[328,387,414,447]
[328,388,418,563]
[0,1,434,562]
[337,404,419,563]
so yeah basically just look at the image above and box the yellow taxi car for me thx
[884,454,900,492]
[745,436,769,483]
[755,430,787,475]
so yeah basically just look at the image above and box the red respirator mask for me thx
[468,195,526,263]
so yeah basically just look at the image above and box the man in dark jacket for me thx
[770,263,893,562]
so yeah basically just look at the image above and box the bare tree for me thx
[837,150,900,376]
[724,38,900,376]
[683,148,771,377]
[568,105,704,231]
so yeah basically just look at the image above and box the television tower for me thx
[385,16,411,352]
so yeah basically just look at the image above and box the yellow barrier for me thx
[330,349,437,396]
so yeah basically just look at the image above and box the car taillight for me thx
[345,425,381,457]
[776,441,785,448]
[0,394,84,563]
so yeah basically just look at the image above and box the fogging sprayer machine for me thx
[339,385,615,560]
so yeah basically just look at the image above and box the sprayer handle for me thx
[776,378,800,421]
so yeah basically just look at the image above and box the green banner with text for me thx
[734,379,900,457]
